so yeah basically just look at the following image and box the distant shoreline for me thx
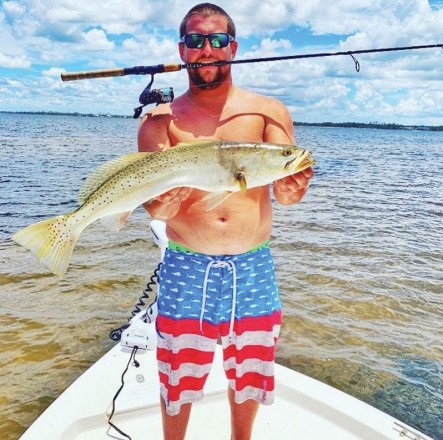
[1,110,442,131]
[0,110,132,119]
[294,121,443,132]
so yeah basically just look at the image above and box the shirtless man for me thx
[138,4,313,440]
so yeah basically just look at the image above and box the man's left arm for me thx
[263,99,314,205]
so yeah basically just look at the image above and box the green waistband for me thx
[168,240,269,255]
[168,241,199,254]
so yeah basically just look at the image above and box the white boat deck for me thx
[20,343,431,440]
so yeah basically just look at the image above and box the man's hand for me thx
[152,187,193,204]
[273,167,314,205]
[143,187,193,220]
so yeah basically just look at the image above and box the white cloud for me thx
[0,9,31,66]
[248,38,293,57]
[81,28,115,51]
[5,77,24,87]
[0,52,31,68]
[120,36,178,63]
[40,1,155,35]
[42,67,66,77]
[3,1,26,16]
[397,90,443,115]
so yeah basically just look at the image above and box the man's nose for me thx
[200,37,214,54]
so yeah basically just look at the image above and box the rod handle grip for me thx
[61,68,125,82]
[163,63,183,72]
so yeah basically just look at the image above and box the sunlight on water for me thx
[0,114,442,439]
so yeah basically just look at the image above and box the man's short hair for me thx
[179,3,236,39]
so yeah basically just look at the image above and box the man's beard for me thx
[188,65,229,90]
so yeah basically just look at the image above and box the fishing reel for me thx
[133,74,174,119]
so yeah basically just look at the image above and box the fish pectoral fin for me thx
[235,172,247,192]
[202,191,234,211]
[99,211,133,231]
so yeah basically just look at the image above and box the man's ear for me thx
[179,42,186,62]
[229,41,238,60]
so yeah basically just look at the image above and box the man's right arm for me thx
[137,111,191,220]
[137,111,170,153]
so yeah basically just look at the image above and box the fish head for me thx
[228,143,315,188]
[281,145,316,174]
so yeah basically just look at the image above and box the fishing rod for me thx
[60,43,443,118]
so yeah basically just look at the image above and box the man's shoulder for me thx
[236,87,286,109]
[145,102,173,117]
[139,101,175,132]
[138,103,175,151]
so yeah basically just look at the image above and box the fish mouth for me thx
[285,149,315,172]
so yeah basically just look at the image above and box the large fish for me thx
[13,141,315,278]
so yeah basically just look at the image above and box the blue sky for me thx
[1,0,442,124]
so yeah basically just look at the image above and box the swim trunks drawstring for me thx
[201,259,237,340]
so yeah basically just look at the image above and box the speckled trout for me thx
[13,141,315,278]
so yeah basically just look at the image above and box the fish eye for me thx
[282,148,293,157]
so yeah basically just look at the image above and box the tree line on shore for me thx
[294,121,442,131]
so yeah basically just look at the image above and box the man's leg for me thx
[157,249,217,439]
[228,387,259,440]
[161,398,192,440]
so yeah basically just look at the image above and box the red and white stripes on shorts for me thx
[156,245,282,416]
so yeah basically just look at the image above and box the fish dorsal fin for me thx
[78,152,147,204]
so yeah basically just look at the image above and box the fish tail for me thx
[12,214,81,278]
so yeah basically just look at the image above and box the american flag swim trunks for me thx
[156,243,282,416]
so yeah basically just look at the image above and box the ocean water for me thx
[0,113,442,439]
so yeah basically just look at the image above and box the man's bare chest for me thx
[168,112,266,144]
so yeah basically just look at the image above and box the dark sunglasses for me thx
[181,33,234,49]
